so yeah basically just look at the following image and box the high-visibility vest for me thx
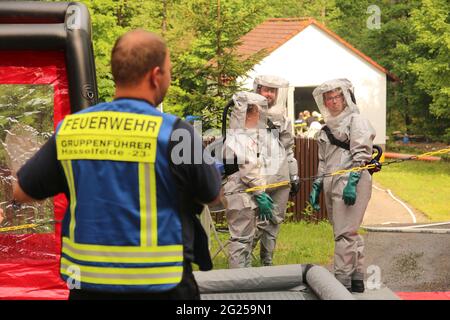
[55,99,183,293]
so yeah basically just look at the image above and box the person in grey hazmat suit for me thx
[309,79,376,292]
[223,92,287,268]
[252,75,298,266]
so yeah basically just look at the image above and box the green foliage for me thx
[168,0,268,129]
[0,85,53,140]
[334,1,449,142]
[42,0,447,139]
[408,0,450,120]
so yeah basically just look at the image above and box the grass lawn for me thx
[207,220,334,270]
[374,160,450,221]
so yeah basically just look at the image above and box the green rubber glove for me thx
[342,172,361,205]
[255,192,274,221]
[309,179,322,211]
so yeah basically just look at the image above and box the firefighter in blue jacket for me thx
[12,29,224,300]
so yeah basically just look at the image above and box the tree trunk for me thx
[321,5,326,24]
[116,0,127,27]
[404,97,412,134]
[216,0,222,97]
[161,0,168,36]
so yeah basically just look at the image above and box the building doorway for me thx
[294,86,319,119]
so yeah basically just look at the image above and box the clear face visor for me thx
[224,92,268,170]
[313,85,356,122]
[244,104,265,129]
[253,75,289,116]
[256,85,288,111]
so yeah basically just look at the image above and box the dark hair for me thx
[247,104,259,115]
[111,30,167,86]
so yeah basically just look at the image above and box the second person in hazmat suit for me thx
[252,75,297,266]
[223,92,287,268]
[309,79,376,293]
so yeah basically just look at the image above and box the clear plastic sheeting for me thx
[0,51,70,300]
[1,115,55,235]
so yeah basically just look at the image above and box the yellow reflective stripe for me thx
[62,237,183,264]
[62,246,183,263]
[60,258,182,285]
[61,258,182,274]
[63,238,182,257]
[61,273,181,285]
[62,275,181,286]
[149,162,158,246]
[139,162,148,246]
[61,160,76,240]
[139,162,158,247]
[62,237,182,252]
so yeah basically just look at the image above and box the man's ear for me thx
[148,67,161,89]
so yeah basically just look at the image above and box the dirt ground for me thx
[362,231,450,292]
[363,150,449,293]
[324,230,450,293]
[325,182,450,293]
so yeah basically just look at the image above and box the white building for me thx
[237,18,398,145]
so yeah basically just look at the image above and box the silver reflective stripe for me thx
[63,240,181,258]
[68,271,181,280]
[61,263,181,279]
[60,259,183,285]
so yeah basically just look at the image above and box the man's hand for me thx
[290,175,300,196]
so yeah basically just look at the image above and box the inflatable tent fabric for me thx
[0,51,69,300]
[0,2,98,299]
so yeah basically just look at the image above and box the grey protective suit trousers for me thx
[226,207,257,268]
[323,171,372,287]
[253,185,290,266]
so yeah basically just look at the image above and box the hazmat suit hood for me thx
[313,79,359,130]
[253,75,289,123]
[229,91,268,130]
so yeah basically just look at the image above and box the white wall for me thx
[241,24,386,145]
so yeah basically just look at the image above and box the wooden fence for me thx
[288,137,328,222]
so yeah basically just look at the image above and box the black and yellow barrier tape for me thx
[224,147,450,195]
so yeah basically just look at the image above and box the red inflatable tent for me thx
[0,1,98,299]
